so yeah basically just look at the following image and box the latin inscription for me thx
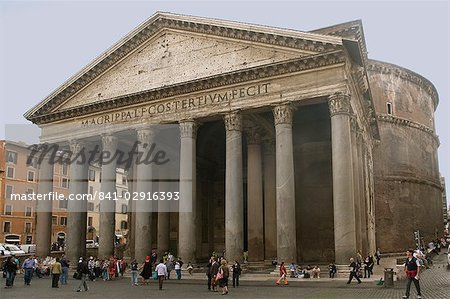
[81,83,270,127]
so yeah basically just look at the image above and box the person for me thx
[276,261,288,285]
[151,252,158,266]
[155,259,168,290]
[217,259,229,295]
[59,255,69,285]
[130,259,139,286]
[232,260,241,287]
[166,259,174,280]
[88,256,95,281]
[22,256,36,286]
[288,262,297,278]
[101,259,110,281]
[140,256,152,284]
[347,257,361,284]
[210,257,219,292]
[51,258,62,288]
[3,256,18,288]
[368,254,374,276]
[206,258,213,290]
[402,249,422,299]
[312,265,321,278]
[76,257,89,292]
[375,248,381,265]
[175,259,182,280]
[329,263,337,278]
[186,262,193,275]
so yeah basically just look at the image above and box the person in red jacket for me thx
[276,262,288,285]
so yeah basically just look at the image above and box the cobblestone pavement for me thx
[2,254,449,299]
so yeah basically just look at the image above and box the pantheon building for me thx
[24,13,443,265]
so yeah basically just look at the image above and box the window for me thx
[6,151,17,164]
[88,217,93,227]
[60,217,67,226]
[89,170,96,181]
[59,199,68,209]
[3,222,11,233]
[25,207,32,217]
[25,223,32,234]
[387,102,393,115]
[5,205,12,216]
[89,186,94,195]
[121,204,127,214]
[52,216,57,225]
[61,178,69,188]
[27,157,38,168]
[26,188,34,195]
[120,221,128,230]
[5,185,13,199]
[62,164,68,175]
[122,175,127,185]
[99,172,101,183]
[6,166,14,178]
[88,202,94,212]
[27,171,35,182]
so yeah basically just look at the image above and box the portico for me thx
[27,12,379,265]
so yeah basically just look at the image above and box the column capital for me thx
[328,92,351,117]
[101,134,119,151]
[272,103,294,125]
[68,139,87,155]
[224,112,242,132]
[179,120,198,139]
[136,127,156,144]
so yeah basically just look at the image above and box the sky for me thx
[0,1,449,202]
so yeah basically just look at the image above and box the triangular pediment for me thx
[25,12,344,123]
[56,29,309,110]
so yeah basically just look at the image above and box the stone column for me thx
[35,151,54,258]
[246,129,264,262]
[350,117,362,254]
[224,112,244,262]
[357,129,369,255]
[273,104,297,263]
[328,92,357,264]
[263,141,277,260]
[98,134,118,258]
[157,211,170,257]
[66,140,89,265]
[134,128,155,262]
[178,120,198,263]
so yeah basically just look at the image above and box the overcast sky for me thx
[0,1,449,201]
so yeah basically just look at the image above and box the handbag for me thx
[216,269,223,281]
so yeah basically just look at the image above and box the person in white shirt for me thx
[155,259,168,290]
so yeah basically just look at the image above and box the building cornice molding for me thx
[377,114,440,146]
[28,50,347,125]
[367,60,439,109]
[24,14,342,121]
[375,175,443,191]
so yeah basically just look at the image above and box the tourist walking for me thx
[402,249,422,299]
[155,259,168,290]
[217,259,229,295]
[3,256,18,288]
[76,257,89,292]
[59,255,69,285]
[347,258,361,284]
[51,258,62,288]
[175,259,182,280]
[130,259,139,286]
[22,256,36,286]
[276,261,288,285]
[206,258,213,290]
[166,259,174,280]
[375,248,381,265]
[232,260,241,287]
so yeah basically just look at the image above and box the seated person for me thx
[312,265,321,278]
